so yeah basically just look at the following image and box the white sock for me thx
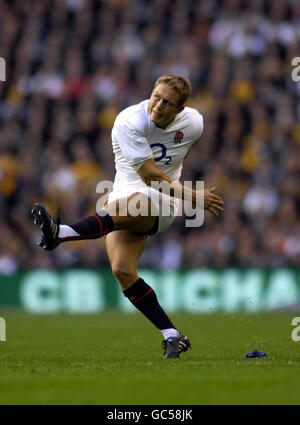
[58,225,80,240]
[161,328,180,340]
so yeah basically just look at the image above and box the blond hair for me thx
[154,74,192,107]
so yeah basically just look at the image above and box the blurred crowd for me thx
[0,0,299,273]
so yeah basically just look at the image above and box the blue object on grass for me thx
[245,350,268,359]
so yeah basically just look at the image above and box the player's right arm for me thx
[137,158,224,216]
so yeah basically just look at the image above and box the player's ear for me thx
[177,105,185,113]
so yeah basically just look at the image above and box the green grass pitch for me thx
[0,312,299,405]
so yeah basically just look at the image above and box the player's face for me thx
[149,83,184,129]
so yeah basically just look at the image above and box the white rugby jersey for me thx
[111,99,203,189]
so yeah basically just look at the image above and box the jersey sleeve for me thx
[114,121,153,171]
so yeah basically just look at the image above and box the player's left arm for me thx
[137,158,224,216]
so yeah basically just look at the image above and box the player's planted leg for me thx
[106,230,192,359]
[162,333,192,359]
[123,278,191,359]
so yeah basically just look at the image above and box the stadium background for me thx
[0,0,299,313]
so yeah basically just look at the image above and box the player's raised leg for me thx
[31,193,157,251]
[106,229,191,358]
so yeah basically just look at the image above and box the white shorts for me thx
[107,185,180,234]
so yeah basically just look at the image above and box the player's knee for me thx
[112,265,136,285]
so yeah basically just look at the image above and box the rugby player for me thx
[31,74,224,358]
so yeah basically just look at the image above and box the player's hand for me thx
[204,187,224,216]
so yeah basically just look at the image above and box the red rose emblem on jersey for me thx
[173,131,184,144]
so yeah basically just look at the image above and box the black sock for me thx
[123,278,176,331]
[60,211,115,242]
